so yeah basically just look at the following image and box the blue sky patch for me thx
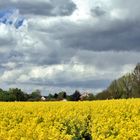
[0,9,24,29]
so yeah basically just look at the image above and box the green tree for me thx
[57,91,67,100]
[29,89,41,101]
[8,88,26,101]
[71,90,81,101]
[132,63,140,97]
[53,93,58,99]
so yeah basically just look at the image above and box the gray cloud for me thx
[0,0,140,94]
[45,79,110,89]
[91,6,106,17]
[0,38,15,46]
[0,0,76,16]
[13,79,111,89]
[47,19,140,51]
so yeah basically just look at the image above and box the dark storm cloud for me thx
[0,0,76,16]
[24,79,110,89]
[47,79,111,89]
[74,51,140,69]
[49,19,140,51]
[0,51,24,69]
[25,48,74,65]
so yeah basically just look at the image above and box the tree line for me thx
[0,89,42,101]
[0,63,139,101]
[96,63,140,100]
[0,88,95,101]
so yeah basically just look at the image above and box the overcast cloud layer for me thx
[0,0,140,95]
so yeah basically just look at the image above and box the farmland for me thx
[0,99,140,140]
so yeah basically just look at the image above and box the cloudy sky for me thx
[0,0,140,95]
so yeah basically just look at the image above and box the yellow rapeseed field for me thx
[0,99,140,140]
